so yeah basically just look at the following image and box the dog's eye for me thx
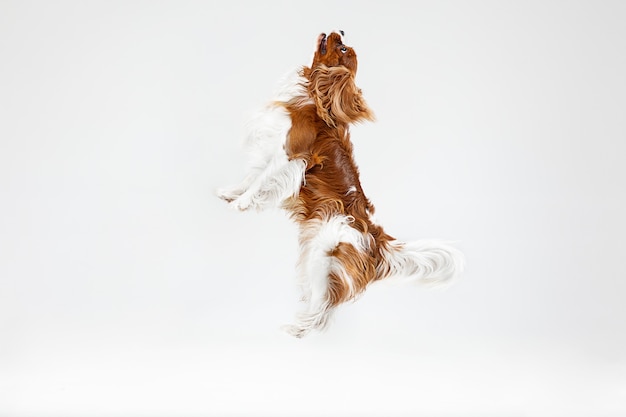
[340,46,347,53]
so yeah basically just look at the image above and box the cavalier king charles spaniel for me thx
[217,31,464,338]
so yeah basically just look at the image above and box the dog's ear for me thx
[308,65,375,127]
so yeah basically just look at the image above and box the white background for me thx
[1,1,625,416]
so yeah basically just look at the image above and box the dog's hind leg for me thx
[283,215,370,337]
[282,219,334,338]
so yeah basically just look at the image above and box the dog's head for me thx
[312,31,358,75]
[305,31,373,126]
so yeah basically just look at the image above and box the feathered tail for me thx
[376,240,464,287]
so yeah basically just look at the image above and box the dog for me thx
[217,31,464,338]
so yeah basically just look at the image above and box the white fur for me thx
[377,240,464,288]
[216,70,309,211]
[272,69,311,104]
[283,215,369,338]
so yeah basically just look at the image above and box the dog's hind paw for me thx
[281,324,309,339]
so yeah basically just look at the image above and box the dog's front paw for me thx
[230,191,257,211]
[216,186,243,203]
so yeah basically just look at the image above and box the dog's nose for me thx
[339,29,344,36]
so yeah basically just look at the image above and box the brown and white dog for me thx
[217,31,464,337]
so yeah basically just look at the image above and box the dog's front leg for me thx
[228,157,306,211]
[216,154,276,207]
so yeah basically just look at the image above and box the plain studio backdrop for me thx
[1,1,625,416]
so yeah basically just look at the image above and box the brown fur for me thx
[283,32,393,307]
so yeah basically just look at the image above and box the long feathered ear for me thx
[307,65,375,127]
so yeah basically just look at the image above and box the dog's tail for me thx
[376,240,464,287]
